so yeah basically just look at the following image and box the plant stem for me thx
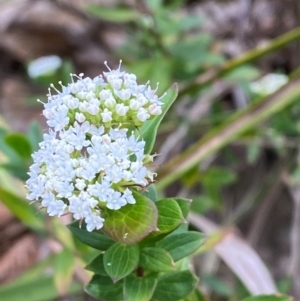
[179,27,300,97]
[157,77,300,189]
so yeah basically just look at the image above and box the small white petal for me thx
[101,108,112,122]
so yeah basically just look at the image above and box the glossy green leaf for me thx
[155,198,185,234]
[152,271,198,301]
[86,5,139,22]
[54,248,74,295]
[173,197,192,218]
[4,132,32,159]
[124,275,157,301]
[0,276,82,301]
[85,275,123,301]
[102,191,158,244]
[104,243,139,282]
[241,295,295,301]
[68,221,114,251]
[142,184,158,202]
[156,231,205,262]
[0,188,45,232]
[139,247,175,272]
[123,275,157,301]
[86,253,108,276]
[141,83,178,154]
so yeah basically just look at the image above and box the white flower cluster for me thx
[26,61,162,232]
[44,61,163,132]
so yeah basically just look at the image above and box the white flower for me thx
[115,89,131,101]
[47,199,67,217]
[75,112,86,123]
[85,211,105,232]
[75,178,86,190]
[148,103,162,115]
[26,60,161,232]
[40,61,164,131]
[101,108,112,122]
[64,96,79,110]
[123,188,135,204]
[106,191,123,210]
[69,196,91,219]
[99,89,112,100]
[104,97,116,109]
[115,103,129,116]
[129,99,141,110]
[137,108,150,122]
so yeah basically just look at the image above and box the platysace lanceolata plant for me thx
[26,61,162,231]
[26,61,204,301]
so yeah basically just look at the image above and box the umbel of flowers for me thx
[26,61,163,231]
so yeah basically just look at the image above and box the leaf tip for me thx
[172,82,178,90]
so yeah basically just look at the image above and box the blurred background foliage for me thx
[1,0,300,300]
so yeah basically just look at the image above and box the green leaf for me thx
[141,83,178,154]
[54,248,74,295]
[152,271,198,301]
[247,141,261,164]
[190,195,215,213]
[156,231,205,262]
[0,188,45,232]
[155,198,185,234]
[68,221,114,251]
[104,243,139,282]
[176,16,203,32]
[27,121,42,152]
[85,274,123,301]
[86,5,139,22]
[86,253,108,276]
[127,58,172,94]
[0,127,21,162]
[169,35,213,62]
[172,197,192,219]
[0,162,29,181]
[4,132,32,159]
[203,167,237,186]
[139,247,175,272]
[184,288,206,301]
[201,274,232,296]
[142,184,157,202]
[241,295,295,301]
[225,65,260,82]
[102,191,158,244]
[146,0,163,11]
[0,276,82,301]
[124,275,157,301]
